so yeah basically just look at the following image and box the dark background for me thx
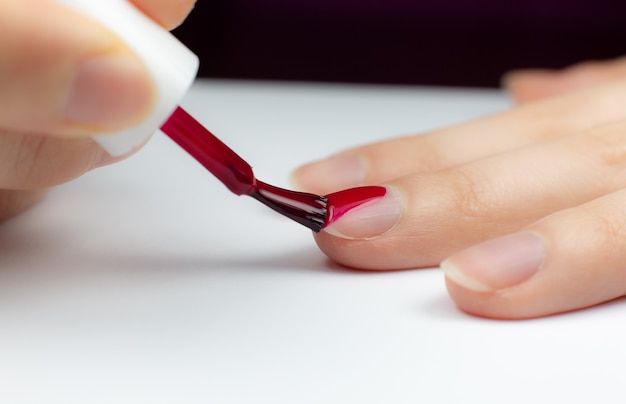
[173,0,626,88]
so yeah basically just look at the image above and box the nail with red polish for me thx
[321,186,402,239]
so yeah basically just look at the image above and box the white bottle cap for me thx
[50,0,199,156]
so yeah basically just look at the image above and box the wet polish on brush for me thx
[160,107,328,232]
[324,186,387,227]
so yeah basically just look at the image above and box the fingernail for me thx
[292,154,365,193]
[66,52,154,130]
[322,186,402,239]
[441,232,545,292]
[91,147,125,169]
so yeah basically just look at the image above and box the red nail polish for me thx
[323,186,387,227]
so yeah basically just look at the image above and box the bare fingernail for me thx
[292,154,365,193]
[66,52,154,130]
[441,232,545,292]
[322,186,402,240]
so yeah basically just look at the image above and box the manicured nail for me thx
[441,232,545,292]
[292,154,365,193]
[322,186,402,239]
[66,53,154,130]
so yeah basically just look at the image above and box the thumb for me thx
[0,0,155,136]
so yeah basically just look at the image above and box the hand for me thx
[0,0,195,222]
[292,57,626,319]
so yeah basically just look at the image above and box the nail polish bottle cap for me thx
[50,0,199,156]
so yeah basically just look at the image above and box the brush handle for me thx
[161,107,256,196]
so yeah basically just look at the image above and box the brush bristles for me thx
[250,181,328,232]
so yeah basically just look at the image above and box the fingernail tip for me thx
[321,225,352,239]
[440,259,492,292]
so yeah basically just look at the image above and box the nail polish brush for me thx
[52,0,330,232]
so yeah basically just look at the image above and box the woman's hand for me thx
[0,0,195,222]
[292,57,626,319]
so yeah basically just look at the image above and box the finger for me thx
[0,189,47,223]
[313,120,626,270]
[131,0,196,30]
[293,79,626,195]
[0,0,155,136]
[442,187,626,319]
[0,130,124,190]
[504,57,626,104]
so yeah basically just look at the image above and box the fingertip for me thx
[310,186,404,270]
[321,186,402,240]
[441,232,545,292]
[501,69,560,104]
[443,277,511,319]
[132,0,196,30]
[440,232,547,319]
[440,259,491,293]
[443,266,546,320]
[0,0,157,136]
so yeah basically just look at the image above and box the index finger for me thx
[293,80,626,195]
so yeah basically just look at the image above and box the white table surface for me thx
[1,80,624,403]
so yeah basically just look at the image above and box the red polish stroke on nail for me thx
[323,186,387,227]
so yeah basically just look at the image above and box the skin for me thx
[0,0,196,222]
[291,57,626,319]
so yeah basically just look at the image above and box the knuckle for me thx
[590,201,626,243]
[571,199,626,256]
[11,135,45,188]
[449,168,497,223]
[572,123,626,191]
[586,124,626,169]
[7,134,93,189]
